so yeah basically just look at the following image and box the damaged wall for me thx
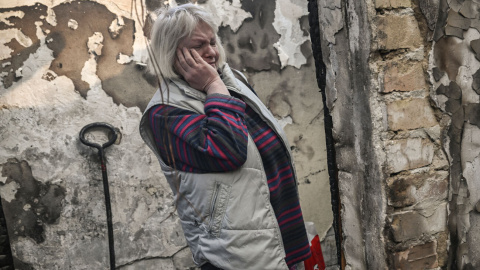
[0,0,329,269]
[429,0,480,268]
[314,0,480,269]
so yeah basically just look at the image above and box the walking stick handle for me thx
[79,122,118,150]
[79,122,118,270]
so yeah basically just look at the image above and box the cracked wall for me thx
[314,0,480,269]
[429,0,480,268]
[0,0,329,268]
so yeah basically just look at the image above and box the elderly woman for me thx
[139,4,311,270]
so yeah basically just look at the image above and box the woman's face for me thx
[177,21,219,69]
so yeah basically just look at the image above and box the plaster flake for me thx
[461,123,480,205]
[456,29,480,104]
[464,156,480,206]
[272,0,309,68]
[81,58,102,90]
[46,7,57,26]
[109,16,125,38]
[87,32,104,57]
[0,10,25,26]
[318,0,343,45]
[117,53,132,64]
[15,68,23,78]
[200,0,252,33]
[0,43,78,109]
[67,19,78,30]
[0,29,34,60]
[35,21,47,41]
[0,181,19,203]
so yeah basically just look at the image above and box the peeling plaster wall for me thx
[429,0,480,268]
[314,0,480,268]
[0,0,330,268]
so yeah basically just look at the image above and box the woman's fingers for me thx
[181,47,197,66]
[176,48,191,72]
[174,58,187,77]
[189,49,204,64]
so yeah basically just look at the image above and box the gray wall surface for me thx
[0,0,330,268]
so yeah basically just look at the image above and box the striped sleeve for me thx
[149,93,248,173]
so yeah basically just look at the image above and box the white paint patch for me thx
[272,0,309,68]
[0,29,33,60]
[68,19,78,30]
[200,0,252,33]
[273,43,289,67]
[0,181,19,203]
[81,58,101,88]
[46,7,57,26]
[87,32,104,57]
[35,21,46,42]
[117,53,132,64]
[276,115,293,129]
[0,10,25,26]
[0,43,76,109]
[15,68,23,78]
[109,16,125,38]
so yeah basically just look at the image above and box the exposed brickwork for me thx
[390,204,447,242]
[385,138,435,173]
[393,241,438,269]
[386,98,438,131]
[383,61,426,93]
[375,0,411,9]
[387,171,448,208]
[374,1,448,269]
[376,14,422,50]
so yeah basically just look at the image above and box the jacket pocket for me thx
[207,182,231,237]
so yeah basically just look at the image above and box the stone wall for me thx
[314,0,480,269]
[0,0,329,269]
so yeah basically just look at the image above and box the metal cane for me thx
[79,122,118,270]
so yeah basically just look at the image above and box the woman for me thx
[139,4,311,270]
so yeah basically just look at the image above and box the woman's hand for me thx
[174,47,229,95]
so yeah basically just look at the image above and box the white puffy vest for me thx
[139,64,296,269]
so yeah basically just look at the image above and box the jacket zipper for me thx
[208,183,221,234]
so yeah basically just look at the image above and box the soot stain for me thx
[0,158,65,244]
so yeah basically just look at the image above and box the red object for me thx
[304,235,326,270]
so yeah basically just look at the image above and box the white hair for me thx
[147,4,226,79]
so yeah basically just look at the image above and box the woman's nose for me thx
[202,45,216,57]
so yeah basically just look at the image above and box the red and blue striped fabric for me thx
[243,105,311,268]
[149,94,248,172]
[149,93,311,268]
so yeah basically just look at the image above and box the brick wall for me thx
[374,1,449,268]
